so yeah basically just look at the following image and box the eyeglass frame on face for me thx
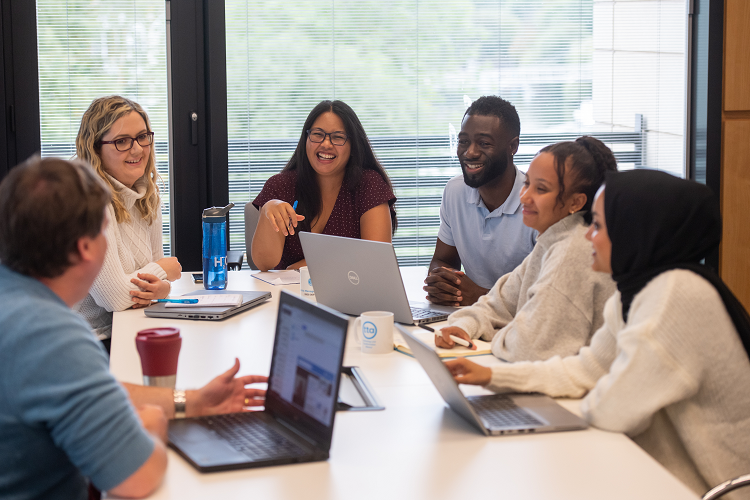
[99,131,155,152]
[306,129,348,146]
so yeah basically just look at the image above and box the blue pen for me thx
[288,200,298,230]
[154,298,199,304]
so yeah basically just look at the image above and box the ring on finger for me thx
[244,397,250,405]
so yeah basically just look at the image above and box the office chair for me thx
[703,474,750,500]
[244,202,260,270]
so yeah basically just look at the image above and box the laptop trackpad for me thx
[169,421,248,467]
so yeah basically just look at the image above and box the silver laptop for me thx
[145,289,271,320]
[299,232,456,325]
[397,325,588,436]
[168,291,349,472]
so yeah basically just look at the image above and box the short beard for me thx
[460,153,509,189]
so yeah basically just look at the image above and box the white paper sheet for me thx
[251,270,301,285]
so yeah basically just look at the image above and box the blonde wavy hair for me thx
[75,96,161,224]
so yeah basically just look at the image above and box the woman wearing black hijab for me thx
[444,169,750,495]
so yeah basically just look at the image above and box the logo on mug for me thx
[348,271,360,285]
[308,278,312,285]
[362,321,377,339]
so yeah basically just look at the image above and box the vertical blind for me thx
[36,0,172,256]
[225,0,687,266]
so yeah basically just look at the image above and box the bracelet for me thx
[173,389,186,419]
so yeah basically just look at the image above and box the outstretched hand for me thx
[423,267,488,306]
[443,357,492,386]
[188,358,268,417]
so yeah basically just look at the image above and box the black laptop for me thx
[168,290,349,472]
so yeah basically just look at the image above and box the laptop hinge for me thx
[275,417,324,451]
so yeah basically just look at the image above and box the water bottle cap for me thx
[202,203,235,222]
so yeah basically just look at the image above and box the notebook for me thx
[299,232,457,325]
[393,329,492,358]
[168,291,349,472]
[145,289,271,321]
[397,325,588,436]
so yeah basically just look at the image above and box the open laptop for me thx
[168,290,349,472]
[397,325,588,436]
[145,289,271,321]
[299,232,456,325]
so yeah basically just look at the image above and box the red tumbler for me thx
[135,327,182,388]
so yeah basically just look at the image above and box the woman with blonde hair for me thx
[75,95,181,344]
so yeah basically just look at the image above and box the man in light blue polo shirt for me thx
[424,96,536,306]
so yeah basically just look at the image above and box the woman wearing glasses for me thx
[252,100,397,271]
[75,96,181,344]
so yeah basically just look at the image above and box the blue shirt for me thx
[0,265,154,499]
[437,167,537,289]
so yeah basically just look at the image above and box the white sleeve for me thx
[580,305,700,436]
[483,296,620,398]
[150,205,165,260]
[88,207,168,312]
[446,262,526,341]
[490,283,595,362]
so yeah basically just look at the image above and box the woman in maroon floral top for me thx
[252,100,397,270]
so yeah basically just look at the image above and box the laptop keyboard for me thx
[205,413,306,460]
[470,395,543,428]
[410,307,448,320]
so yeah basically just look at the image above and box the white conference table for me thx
[110,268,698,500]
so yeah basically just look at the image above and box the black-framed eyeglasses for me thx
[306,129,348,146]
[99,131,154,152]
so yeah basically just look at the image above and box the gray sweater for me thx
[447,213,616,362]
[484,270,750,497]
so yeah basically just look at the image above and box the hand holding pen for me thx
[261,199,305,236]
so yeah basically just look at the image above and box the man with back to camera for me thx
[423,96,536,306]
[0,156,267,499]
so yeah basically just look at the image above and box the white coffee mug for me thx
[299,266,315,300]
[353,311,394,354]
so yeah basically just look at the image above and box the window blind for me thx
[36,1,172,256]
[226,0,686,266]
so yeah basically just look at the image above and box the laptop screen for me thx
[265,291,348,446]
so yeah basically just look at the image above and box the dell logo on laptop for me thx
[348,271,360,285]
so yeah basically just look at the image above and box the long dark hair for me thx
[538,136,617,223]
[282,100,397,233]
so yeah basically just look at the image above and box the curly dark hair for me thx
[538,136,618,224]
[463,95,521,138]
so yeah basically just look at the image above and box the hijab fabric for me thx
[604,169,750,356]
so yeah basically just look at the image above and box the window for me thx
[225,0,686,266]
[36,1,172,255]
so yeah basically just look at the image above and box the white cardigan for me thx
[446,213,616,362]
[76,175,166,339]
[483,270,750,495]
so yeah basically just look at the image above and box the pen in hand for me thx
[154,298,199,304]
[418,324,475,349]
[288,200,298,230]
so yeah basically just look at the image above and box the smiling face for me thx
[520,152,586,234]
[457,114,514,188]
[98,111,150,188]
[305,111,351,179]
[585,187,613,273]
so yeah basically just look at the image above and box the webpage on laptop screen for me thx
[270,304,340,425]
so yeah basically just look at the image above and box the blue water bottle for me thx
[202,203,234,290]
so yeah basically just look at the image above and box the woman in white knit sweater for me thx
[437,137,617,362]
[75,96,182,342]
[446,170,750,497]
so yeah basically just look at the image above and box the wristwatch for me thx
[173,389,186,419]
